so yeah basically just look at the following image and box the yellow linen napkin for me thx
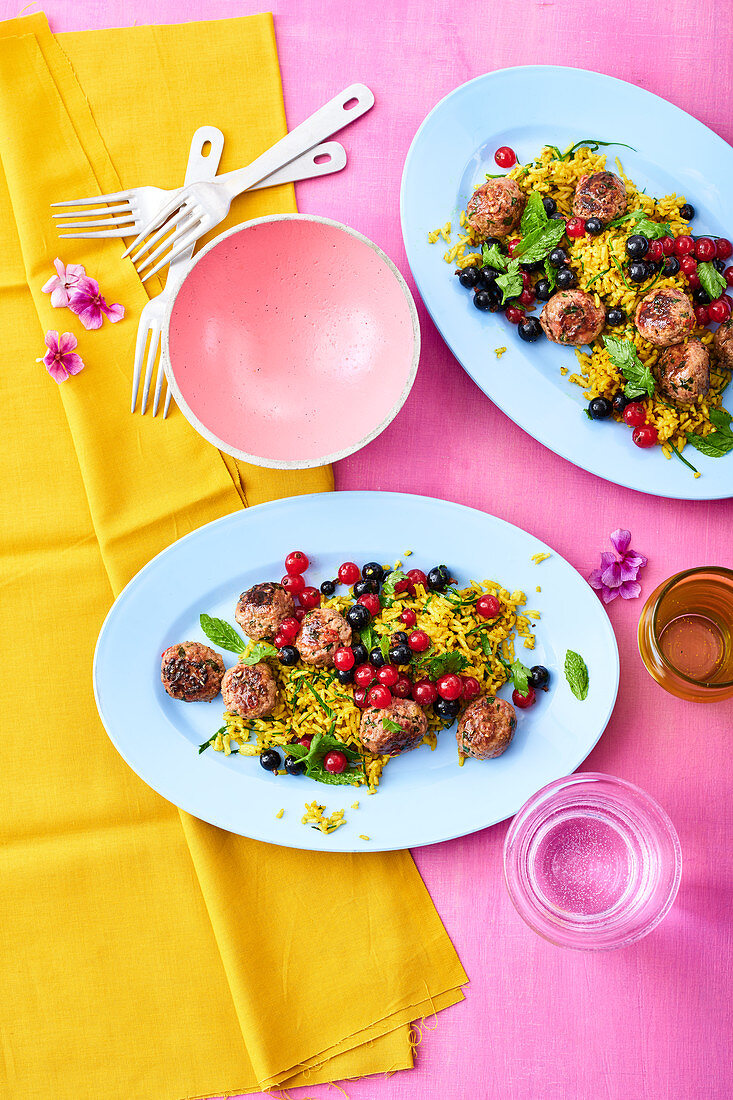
[0,12,466,1100]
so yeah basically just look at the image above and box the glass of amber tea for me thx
[638,566,733,702]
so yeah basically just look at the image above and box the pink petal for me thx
[599,551,616,570]
[65,262,86,282]
[49,287,70,308]
[588,569,604,589]
[103,301,125,323]
[77,304,102,330]
[624,550,647,569]
[46,360,69,383]
[53,258,66,280]
[42,274,61,293]
[57,331,78,355]
[601,561,623,588]
[62,352,84,375]
[610,529,631,555]
[601,586,619,604]
[74,274,100,296]
[44,330,60,352]
[619,580,642,600]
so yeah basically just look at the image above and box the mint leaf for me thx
[544,257,557,291]
[509,659,531,695]
[635,217,672,240]
[697,261,727,301]
[564,650,589,701]
[379,634,390,662]
[520,190,548,237]
[425,651,469,680]
[383,718,403,734]
[709,407,732,429]
[240,641,278,666]
[381,569,408,604]
[496,259,523,304]
[686,431,733,457]
[287,731,364,787]
[199,614,246,655]
[515,219,566,264]
[360,625,374,653]
[482,242,508,272]
[602,335,655,399]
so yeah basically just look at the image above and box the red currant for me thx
[354,664,376,688]
[279,617,300,642]
[406,569,428,592]
[521,271,533,289]
[393,676,413,699]
[408,629,430,652]
[400,607,417,627]
[476,594,502,619]
[412,679,438,707]
[324,750,347,774]
[687,273,701,289]
[680,256,697,278]
[284,550,309,575]
[337,561,360,585]
[273,633,287,649]
[294,608,307,622]
[632,424,658,448]
[368,685,392,709]
[505,306,523,324]
[512,686,536,709]
[299,586,321,610]
[353,687,368,708]
[507,238,520,258]
[566,217,586,238]
[674,234,695,256]
[716,238,733,261]
[694,237,716,261]
[436,673,462,701]
[709,298,732,324]
[377,664,399,688]
[282,573,305,597]
[660,236,675,256]
[357,593,381,617]
[334,647,355,671]
[623,402,647,428]
[695,305,710,326]
[298,735,313,748]
[724,267,733,287]
[494,145,516,169]
[461,676,481,702]
[647,239,664,261]
[519,289,535,307]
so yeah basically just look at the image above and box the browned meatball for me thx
[457,696,517,760]
[295,607,352,667]
[234,582,294,640]
[466,177,526,240]
[634,288,695,347]
[572,172,627,222]
[221,662,278,719]
[712,318,733,370]
[653,339,710,405]
[540,289,605,346]
[161,642,224,702]
[359,700,428,756]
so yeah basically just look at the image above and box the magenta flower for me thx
[38,331,85,383]
[588,529,647,604]
[68,275,125,330]
[41,258,86,308]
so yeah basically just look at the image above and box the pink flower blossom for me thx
[38,330,85,383]
[588,529,647,604]
[68,275,125,330]
[41,258,86,308]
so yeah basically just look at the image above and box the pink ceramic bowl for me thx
[161,214,420,468]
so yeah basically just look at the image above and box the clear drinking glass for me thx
[637,566,733,702]
[503,774,682,950]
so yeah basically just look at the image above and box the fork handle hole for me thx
[343,97,360,111]
[201,140,212,156]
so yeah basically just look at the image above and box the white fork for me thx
[123,83,374,281]
[132,131,348,417]
[52,127,346,239]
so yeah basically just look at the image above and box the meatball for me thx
[712,318,733,370]
[634,287,695,347]
[234,582,294,640]
[539,289,605,346]
[295,607,352,667]
[457,696,517,760]
[465,177,526,240]
[653,339,710,405]
[359,700,428,756]
[161,642,224,702]
[221,662,278,719]
[572,172,627,223]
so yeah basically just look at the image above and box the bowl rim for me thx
[159,212,421,470]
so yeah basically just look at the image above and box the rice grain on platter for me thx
[208,582,535,793]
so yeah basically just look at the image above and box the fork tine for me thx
[140,223,204,282]
[140,323,161,414]
[54,214,138,230]
[53,203,133,219]
[121,190,183,259]
[127,207,185,264]
[130,316,151,412]
[135,208,199,273]
[151,352,166,416]
[163,383,173,419]
[51,189,132,208]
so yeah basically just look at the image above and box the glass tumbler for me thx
[503,773,682,950]
[637,566,733,702]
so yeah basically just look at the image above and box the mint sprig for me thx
[497,653,531,695]
[520,190,548,237]
[287,732,364,787]
[199,614,247,655]
[496,259,523,304]
[423,651,469,680]
[687,406,733,458]
[603,335,655,400]
[481,242,508,272]
[564,650,589,701]
[697,261,727,301]
[514,219,566,264]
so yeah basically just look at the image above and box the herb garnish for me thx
[482,242,508,272]
[697,261,727,301]
[287,732,364,787]
[496,259,524,304]
[198,727,226,754]
[556,139,636,160]
[381,569,408,605]
[687,407,733,458]
[519,190,547,237]
[423,651,469,680]
[383,718,403,734]
[497,653,531,695]
[564,650,589,701]
[199,614,248,656]
[304,680,332,716]
[603,335,655,399]
[515,220,567,264]
[669,442,700,475]
[608,209,672,239]
[544,257,557,291]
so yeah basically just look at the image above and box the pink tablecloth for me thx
[13,1,732,1097]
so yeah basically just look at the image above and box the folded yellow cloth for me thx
[0,13,466,1100]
